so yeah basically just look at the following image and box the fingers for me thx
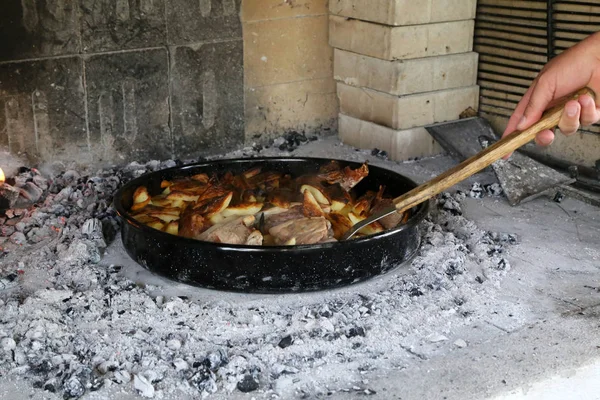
[502,84,536,139]
[535,129,555,146]
[516,76,557,131]
[578,94,600,126]
[558,100,581,136]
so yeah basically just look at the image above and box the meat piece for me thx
[179,211,210,239]
[262,205,304,232]
[245,230,264,246]
[371,198,403,230]
[318,163,369,191]
[268,217,330,245]
[197,216,256,245]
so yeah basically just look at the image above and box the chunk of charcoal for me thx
[278,335,294,349]
[370,148,388,159]
[469,183,484,199]
[43,378,58,393]
[202,349,228,371]
[497,259,510,270]
[553,192,565,203]
[475,276,484,284]
[63,376,85,399]
[237,374,259,393]
[409,287,423,297]
[346,326,366,338]
[484,183,503,197]
[189,367,217,394]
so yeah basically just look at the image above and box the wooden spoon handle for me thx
[392,87,596,213]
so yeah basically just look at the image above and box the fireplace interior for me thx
[1,1,600,400]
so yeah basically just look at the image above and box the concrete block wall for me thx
[330,0,480,161]
[0,0,337,166]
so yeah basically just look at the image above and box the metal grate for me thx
[475,0,600,135]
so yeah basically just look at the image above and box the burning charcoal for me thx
[133,374,155,398]
[438,193,462,216]
[43,378,59,393]
[10,231,26,245]
[553,191,565,203]
[237,374,259,393]
[32,174,49,191]
[408,287,423,297]
[63,376,85,399]
[469,183,484,199]
[0,183,20,209]
[278,335,294,349]
[1,225,15,237]
[497,258,510,270]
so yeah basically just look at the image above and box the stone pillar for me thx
[329,0,480,161]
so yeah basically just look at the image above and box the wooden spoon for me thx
[341,87,596,241]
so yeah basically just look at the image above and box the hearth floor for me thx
[1,136,599,400]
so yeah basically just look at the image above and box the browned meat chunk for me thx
[318,163,369,191]
[371,198,403,229]
[245,230,264,246]
[197,216,256,244]
[268,217,330,245]
[179,211,210,239]
[262,205,304,231]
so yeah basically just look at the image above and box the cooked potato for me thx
[222,202,264,217]
[348,212,384,236]
[300,184,329,205]
[326,212,353,240]
[302,190,324,217]
[163,221,179,235]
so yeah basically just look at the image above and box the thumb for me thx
[516,78,556,130]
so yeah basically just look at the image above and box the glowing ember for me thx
[0,167,4,184]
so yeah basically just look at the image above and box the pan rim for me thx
[113,156,429,252]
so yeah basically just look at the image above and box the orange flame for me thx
[0,167,4,184]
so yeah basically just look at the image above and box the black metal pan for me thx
[113,157,428,293]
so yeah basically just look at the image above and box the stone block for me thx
[334,50,478,96]
[245,78,338,141]
[337,83,480,130]
[329,16,474,61]
[0,0,80,61]
[244,15,333,87]
[338,114,443,161]
[80,0,167,52]
[85,49,172,163]
[329,0,477,26]
[242,0,327,21]
[0,57,87,163]
[170,41,245,159]
[167,0,242,45]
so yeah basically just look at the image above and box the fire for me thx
[0,167,4,185]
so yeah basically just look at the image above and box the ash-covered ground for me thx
[0,134,566,400]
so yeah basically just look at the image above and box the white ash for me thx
[0,144,520,399]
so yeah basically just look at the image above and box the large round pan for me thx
[113,157,428,293]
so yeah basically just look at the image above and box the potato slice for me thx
[300,184,330,205]
[163,221,179,235]
[166,191,200,202]
[283,238,296,246]
[151,213,180,223]
[243,167,262,180]
[147,219,165,231]
[302,190,325,217]
[133,186,150,203]
[131,198,150,211]
[160,180,172,189]
[326,212,353,240]
[132,214,157,224]
[190,173,210,184]
[348,212,384,236]
[221,202,264,218]
[352,191,377,216]
[195,192,234,217]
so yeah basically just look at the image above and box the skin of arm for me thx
[502,31,600,158]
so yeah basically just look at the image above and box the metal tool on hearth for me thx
[342,87,596,240]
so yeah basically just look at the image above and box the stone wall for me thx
[0,0,336,166]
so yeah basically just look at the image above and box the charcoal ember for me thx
[553,191,565,203]
[237,373,259,393]
[81,218,107,249]
[63,375,85,399]
[469,183,484,199]
[278,131,309,151]
[445,260,464,278]
[62,171,81,185]
[189,366,217,394]
[484,183,503,197]
[408,287,423,297]
[43,377,59,393]
[32,174,49,190]
[1,225,15,237]
[346,326,366,338]
[9,231,26,245]
[370,148,388,159]
[438,193,462,215]
[278,335,294,349]
[497,258,510,270]
[0,183,21,209]
[201,349,228,371]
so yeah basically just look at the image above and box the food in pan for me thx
[128,161,409,245]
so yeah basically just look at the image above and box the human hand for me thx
[502,32,600,159]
